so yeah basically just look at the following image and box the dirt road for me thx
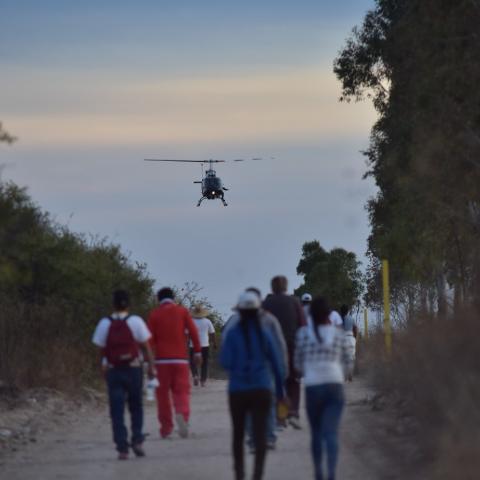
[1,379,404,480]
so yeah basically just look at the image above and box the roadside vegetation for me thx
[335,1,480,477]
[0,176,155,392]
[294,240,364,309]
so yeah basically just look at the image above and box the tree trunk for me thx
[436,273,447,318]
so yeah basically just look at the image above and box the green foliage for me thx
[0,180,155,389]
[0,182,154,313]
[335,0,480,311]
[294,240,364,309]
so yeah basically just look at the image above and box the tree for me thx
[295,241,364,309]
[0,180,155,389]
[334,0,480,313]
[0,122,16,144]
[174,281,223,330]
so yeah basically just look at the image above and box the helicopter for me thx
[144,158,264,206]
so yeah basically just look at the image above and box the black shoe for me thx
[132,443,145,457]
[288,417,302,430]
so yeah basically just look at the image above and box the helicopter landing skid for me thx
[196,196,228,207]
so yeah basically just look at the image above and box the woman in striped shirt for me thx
[294,296,353,480]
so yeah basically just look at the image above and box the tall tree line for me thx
[334,0,480,315]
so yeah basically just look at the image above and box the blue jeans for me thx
[305,384,345,480]
[106,367,144,453]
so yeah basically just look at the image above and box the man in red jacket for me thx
[148,287,202,439]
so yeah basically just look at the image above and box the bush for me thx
[0,181,155,391]
[363,308,480,478]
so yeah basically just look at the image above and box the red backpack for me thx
[104,316,139,367]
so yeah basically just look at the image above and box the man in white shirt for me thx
[92,290,155,460]
[305,302,343,329]
[189,304,217,387]
[301,293,313,322]
[329,310,344,327]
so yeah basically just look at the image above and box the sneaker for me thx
[193,376,199,386]
[132,443,145,457]
[175,413,189,438]
[267,440,276,450]
[249,445,256,455]
[118,451,129,460]
[161,429,173,439]
[288,417,302,430]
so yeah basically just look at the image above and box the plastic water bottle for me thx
[146,377,159,401]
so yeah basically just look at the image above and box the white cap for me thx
[301,293,312,302]
[237,291,261,310]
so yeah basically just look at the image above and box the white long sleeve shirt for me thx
[294,324,352,386]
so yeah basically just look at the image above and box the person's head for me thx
[237,291,261,321]
[113,289,130,312]
[301,293,312,305]
[157,287,175,303]
[310,296,331,327]
[246,287,262,299]
[271,275,288,294]
[340,304,350,317]
[191,304,209,318]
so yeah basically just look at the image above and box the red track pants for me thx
[155,363,191,437]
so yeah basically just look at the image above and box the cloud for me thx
[3,67,375,146]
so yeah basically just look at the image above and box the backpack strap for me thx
[108,314,131,322]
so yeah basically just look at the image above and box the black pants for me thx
[190,347,210,383]
[229,389,271,480]
[286,344,301,417]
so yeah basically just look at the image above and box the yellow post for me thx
[382,259,392,355]
[363,308,368,340]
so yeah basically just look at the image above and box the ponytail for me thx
[309,296,331,343]
[239,309,265,358]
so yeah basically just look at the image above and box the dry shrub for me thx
[0,298,98,393]
[363,308,480,479]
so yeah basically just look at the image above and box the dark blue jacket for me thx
[220,319,285,399]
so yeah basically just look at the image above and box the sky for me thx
[1,0,377,317]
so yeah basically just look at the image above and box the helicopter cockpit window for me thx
[204,176,221,190]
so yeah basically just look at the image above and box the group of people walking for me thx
[92,287,209,456]
[92,276,358,480]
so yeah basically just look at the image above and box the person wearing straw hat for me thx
[190,304,217,387]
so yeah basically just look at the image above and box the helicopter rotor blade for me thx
[144,157,268,164]
[232,157,265,163]
[144,159,226,163]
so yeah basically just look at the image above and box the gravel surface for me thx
[0,379,408,480]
